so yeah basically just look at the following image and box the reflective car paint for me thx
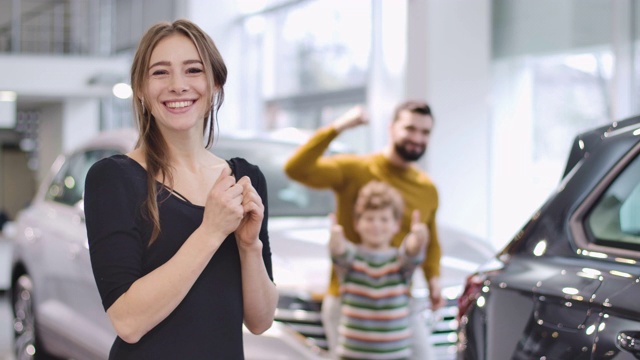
[456,115,640,360]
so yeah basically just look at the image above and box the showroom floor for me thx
[0,293,13,360]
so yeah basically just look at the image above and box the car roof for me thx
[77,127,138,153]
[562,114,640,178]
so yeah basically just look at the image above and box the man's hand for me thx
[428,276,446,311]
[332,105,369,133]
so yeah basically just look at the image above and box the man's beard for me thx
[394,142,426,162]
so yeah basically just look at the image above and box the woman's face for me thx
[144,33,210,133]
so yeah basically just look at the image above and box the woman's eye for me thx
[187,67,203,74]
[151,70,168,76]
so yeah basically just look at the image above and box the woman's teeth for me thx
[166,101,193,108]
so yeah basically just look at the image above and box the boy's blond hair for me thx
[354,181,405,221]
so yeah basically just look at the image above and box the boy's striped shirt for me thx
[332,244,423,360]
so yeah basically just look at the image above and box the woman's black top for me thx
[84,155,273,360]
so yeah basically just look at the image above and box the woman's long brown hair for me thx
[130,19,227,245]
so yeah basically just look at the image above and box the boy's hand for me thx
[405,210,428,256]
[328,213,347,256]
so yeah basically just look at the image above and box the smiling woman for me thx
[83,19,278,359]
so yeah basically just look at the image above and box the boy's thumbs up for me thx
[411,209,429,245]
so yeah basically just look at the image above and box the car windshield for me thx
[212,137,336,217]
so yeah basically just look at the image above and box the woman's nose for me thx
[170,74,189,93]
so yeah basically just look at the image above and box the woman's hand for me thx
[234,176,264,247]
[201,166,245,240]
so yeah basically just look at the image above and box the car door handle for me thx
[617,331,640,356]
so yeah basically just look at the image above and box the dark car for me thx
[456,115,640,359]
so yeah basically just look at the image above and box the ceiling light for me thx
[112,83,133,99]
[0,91,17,102]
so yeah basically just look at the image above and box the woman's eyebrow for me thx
[184,59,203,65]
[149,59,203,70]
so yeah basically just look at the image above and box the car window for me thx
[585,152,640,250]
[212,138,335,217]
[46,149,120,207]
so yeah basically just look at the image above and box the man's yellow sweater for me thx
[284,126,441,296]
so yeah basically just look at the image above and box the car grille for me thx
[274,295,460,359]
[275,295,328,350]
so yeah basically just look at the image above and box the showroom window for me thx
[585,150,640,251]
[0,0,176,55]
[237,0,370,134]
[489,0,640,244]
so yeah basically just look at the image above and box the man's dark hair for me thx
[392,100,433,122]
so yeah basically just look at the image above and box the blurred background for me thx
[0,0,638,249]
[0,1,639,359]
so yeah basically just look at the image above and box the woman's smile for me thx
[165,100,195,109]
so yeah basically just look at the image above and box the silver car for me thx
[9,128,494,360]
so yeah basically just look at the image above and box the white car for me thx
[9,128,493,360]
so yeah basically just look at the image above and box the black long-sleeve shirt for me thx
[85,155,272,360]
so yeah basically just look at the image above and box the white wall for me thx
[367,1,408,153]
[406,0,493,244]
[61,99,101,153]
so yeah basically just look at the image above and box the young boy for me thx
[329,180,428,360]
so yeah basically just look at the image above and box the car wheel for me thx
[12,274,61,360]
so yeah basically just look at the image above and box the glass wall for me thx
[236,0,370,144]
[490,0,640,243]
[0,0,175,56]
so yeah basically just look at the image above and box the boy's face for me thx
[355,207,400,249]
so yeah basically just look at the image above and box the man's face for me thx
[391,110,433,162]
